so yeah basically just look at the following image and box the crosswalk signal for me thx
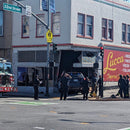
[53,43,57,53]
[100,46,104,57]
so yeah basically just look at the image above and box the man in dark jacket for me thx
[81,76,90,100]
[126,75,129,98]
[97,75,103,98]
[60,73,71,100]
[33,75,40,100]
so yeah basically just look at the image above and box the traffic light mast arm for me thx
[12,0,49,30]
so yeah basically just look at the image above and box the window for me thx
[0,11,3,36]
[36,14,45,37]
[52,12,60,36]
[122,23,130,44]
[86,15,93,38]
[77,13,93,38]
[102,18,113,41]
[122,24,126,42]
[78,13,85,36]
[127,25,130,43]
[21,16,29,38]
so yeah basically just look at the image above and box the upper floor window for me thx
[102,18,113,41]
[0,11,3,36]
[52,12,60,36]
[22,16,29,38]
[78,13,85,36]
[36,14,45,38]
[77,13,93,39]
[122,23,130,44]
[86,15,93,38]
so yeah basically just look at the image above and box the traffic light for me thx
[100,46,104,56]
[53,43,57,53]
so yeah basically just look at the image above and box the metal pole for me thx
[102,55,104,97]
[46,0,50,96]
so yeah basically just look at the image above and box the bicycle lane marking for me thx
[0,101,58,106]
[117,127,130,130]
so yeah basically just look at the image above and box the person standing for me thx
[97,75,103,98]
[33,75,40,100]
[118,75,123,98]
[81,76,90,100]
[60,72,71,100]
[126,75,129,98]
[90,73,97,97]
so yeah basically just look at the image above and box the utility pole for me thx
[46,0,50,97]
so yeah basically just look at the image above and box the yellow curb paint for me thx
[100,115,108,117]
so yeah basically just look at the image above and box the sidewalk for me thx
[2,86,130,101]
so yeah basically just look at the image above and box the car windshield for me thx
[68,72,84,79]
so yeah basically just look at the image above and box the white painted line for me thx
[34,127,45,130]
[117,127,130,130]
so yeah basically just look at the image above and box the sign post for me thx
[3,3,22,13]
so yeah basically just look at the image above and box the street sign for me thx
[25,5,32,17]
[3,3,22,13]
[46,30,53,43]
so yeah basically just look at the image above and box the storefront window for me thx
[0,11,3,36]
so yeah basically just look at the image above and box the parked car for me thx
[67,72,85,93]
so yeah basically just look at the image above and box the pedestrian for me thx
[123,75,127,98]
[60,72,71,100]
[81,76,90,100]
[90,73,97,97]
[126,75,129,98]
[33,75,41,100]
[97,75,103,98]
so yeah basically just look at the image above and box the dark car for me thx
[67,72,85,93]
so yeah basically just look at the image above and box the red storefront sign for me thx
[104,49,130,82]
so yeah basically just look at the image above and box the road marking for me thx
[34,127,45,129]
[8,101,58,106]
[80,122,89,124]
[49,111,57,113]
[117,127,130,130]
[100,115,108,117]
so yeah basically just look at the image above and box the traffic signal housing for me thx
[100,46,104,57]
[53,43,57,53]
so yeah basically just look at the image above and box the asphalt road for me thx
[0,96,130,130]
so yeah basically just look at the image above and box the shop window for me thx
[52,12,60,36]
[0,11,3,36]
[102,18,113,41]
[36,14,45,38]
[21,15,29,38]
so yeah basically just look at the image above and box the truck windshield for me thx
[0,62,12,74]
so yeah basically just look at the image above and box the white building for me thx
[12,0,130,91]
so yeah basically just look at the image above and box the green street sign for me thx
[3,3,22,13]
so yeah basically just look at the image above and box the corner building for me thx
[12,0,130,91]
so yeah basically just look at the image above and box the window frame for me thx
[51,12,61,37]
[101,18,113,42]
[77,13,94,39]
[21,15,30,38]
[0,11,4,37]
[36,14,45,38]
[122,23,130,44]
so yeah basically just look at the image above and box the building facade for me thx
[0,0,13,61]
[12,0,130,90]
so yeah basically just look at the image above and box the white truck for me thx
[0,58,17,95]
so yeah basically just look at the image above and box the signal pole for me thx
[46,0,50,97]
